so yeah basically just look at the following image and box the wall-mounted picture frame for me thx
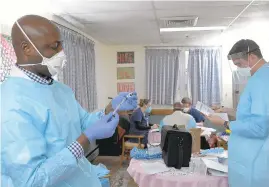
[117,51,134,64]
[117,82,135,93]
[117,67,135,79]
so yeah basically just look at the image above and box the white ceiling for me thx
[54,0,269,45]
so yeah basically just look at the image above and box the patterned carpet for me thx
[110,165,130,187]
[93,156,138,187]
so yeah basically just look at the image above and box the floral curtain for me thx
[0,34,16,83]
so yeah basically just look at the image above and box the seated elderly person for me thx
[161,103,217,149]
[181,97,205,123]
[160,102,197,131]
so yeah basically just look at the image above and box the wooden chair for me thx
[119,135,144,166]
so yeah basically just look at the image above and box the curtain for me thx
[176,51,190,101]
[188,48,222,106]
[145,48,181,105]
[57,24,97,112]
[0,34,16,83]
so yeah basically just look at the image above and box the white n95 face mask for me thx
[183,108,189,113]
[236,67,251,77]
[40,51,66,77]
[16,21,67,76]
[236,58,263,77]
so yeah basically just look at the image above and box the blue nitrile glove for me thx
[83,112,119,141]
[112,92,138,111]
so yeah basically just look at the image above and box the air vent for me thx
[160,16,199,28]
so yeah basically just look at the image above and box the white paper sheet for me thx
[212,113,229,121]
[198,127,217,132]
[195,101,215,116]
[202,158,228,173]
[150,129,160,132]
[141,161,170,175]
[149,143,161,146]
[197,127,216,137]
[208,169,228,177]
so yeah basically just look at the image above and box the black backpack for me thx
[160,125,192,169]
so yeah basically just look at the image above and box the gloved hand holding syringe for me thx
[108,92,136,122]
[83,92,137,142]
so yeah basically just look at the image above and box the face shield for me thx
[227,44,261,71]
[227,51,250,84]
[227,51,248,61]
[232,70,249,84]
[227,41,260,83]
[227,50,250,69]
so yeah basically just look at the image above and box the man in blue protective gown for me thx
[207,39,269,187]
[0,15,137,187]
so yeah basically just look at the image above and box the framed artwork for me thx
[117,82,135,93]
[117,51,134,64]
[117,67,135,79]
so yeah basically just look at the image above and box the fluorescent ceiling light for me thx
[160,26,227,32]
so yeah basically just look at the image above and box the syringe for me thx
[108,92,135,121]
[112,92,134,115]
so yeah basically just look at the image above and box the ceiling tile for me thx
[153,1,250,10]
[56,0,153,14]
[161,30,223,45]
[195,18,233,27]
[156,6,245,19]
[85,21,158,31]
[84,20,160,44]
[241,4,269,18]
[55,1,269,45]
[69,10,155,23]
[88,29,160,45]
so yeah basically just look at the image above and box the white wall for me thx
[92,45,147,107]
[94,44,116,109]
[0,24,12,35]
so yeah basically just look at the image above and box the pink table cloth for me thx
[127,159,228,187]
[148,130,161,144]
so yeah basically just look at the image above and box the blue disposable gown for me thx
[1,76,104,187]
[228,63,269,187]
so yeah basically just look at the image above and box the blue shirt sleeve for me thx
[189,108,205,123]
[1,110,78,187]
[131,109,143,122]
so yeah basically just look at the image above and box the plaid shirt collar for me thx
[16,64,53,85]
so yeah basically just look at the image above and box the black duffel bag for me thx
[160,125,192,169]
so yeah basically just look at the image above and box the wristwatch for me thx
[223,121,230,130]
